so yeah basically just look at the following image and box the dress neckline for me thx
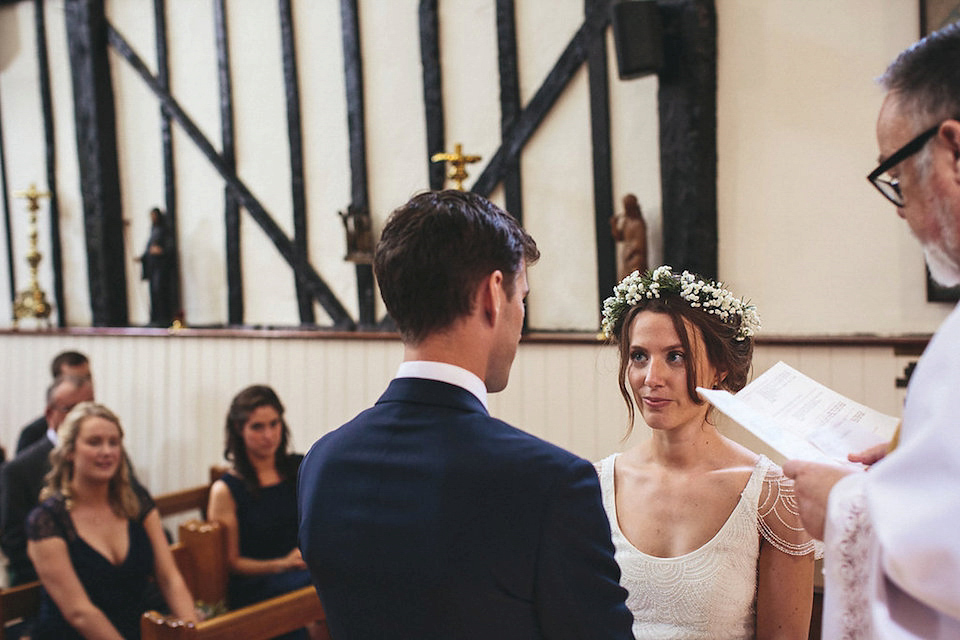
[70,517,135,568]
[603,452,767,561]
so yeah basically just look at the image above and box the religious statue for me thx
[339,205,374,264]
[139,207,177,327]
[610,193,648,281]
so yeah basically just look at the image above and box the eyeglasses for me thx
[867,122,943,207]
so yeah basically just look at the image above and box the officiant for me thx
[784,22,960,638]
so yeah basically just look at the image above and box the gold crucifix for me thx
[12,183,53,328]
[431,143,481,190]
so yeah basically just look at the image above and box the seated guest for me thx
[595,266,819,639]
[17,351,93,455]
[207,385,319,640]
[26,402,197,639]
[2,374,93,585]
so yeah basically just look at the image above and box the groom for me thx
[298,190,632,639]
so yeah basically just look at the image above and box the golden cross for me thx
[431,143,481,190]
[13,183,51,212]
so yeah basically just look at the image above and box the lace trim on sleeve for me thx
[25,496,76,543]
[757,466,824,558]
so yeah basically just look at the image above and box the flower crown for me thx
[601,266,761,341]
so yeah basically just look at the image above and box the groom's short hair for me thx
[374,190,538,344]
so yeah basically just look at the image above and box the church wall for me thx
[0,331,911,496]
[0,1,943,493]
[715,0,951,335]
[0,0,948,335]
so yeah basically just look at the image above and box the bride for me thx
[596,266,819,639]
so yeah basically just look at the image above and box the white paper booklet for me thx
[697,361,900,468]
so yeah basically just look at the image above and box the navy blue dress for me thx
[26,487,157,640]
[221,457,311,639]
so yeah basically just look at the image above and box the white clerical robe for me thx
[822,303,960,639]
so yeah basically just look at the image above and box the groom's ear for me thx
[478,270,504,326]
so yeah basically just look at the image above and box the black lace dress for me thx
[26,486,156,640]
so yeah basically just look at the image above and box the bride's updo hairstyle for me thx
[601,266,760,435]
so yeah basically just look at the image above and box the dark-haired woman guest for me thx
[207,385,320,640]
[27,402,197,639]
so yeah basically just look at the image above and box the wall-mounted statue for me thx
[339,205,374,264]
[610,193,648,281]
[139,207,177,327]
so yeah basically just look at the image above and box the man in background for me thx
[15,351,92,454]
[298,190,632,639]
[785,22,960,638]
[2,375,93,584]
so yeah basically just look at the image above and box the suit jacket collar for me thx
[377,377,489,416]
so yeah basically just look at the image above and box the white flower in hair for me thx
[600,266,761,341]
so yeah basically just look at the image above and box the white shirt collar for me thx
[46,427,58,447]
[395,361,489,411]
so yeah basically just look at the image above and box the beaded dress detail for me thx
[596,454,818,640]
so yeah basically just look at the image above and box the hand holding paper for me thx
[698,361,900,468]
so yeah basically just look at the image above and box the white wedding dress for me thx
[595,454,818,640]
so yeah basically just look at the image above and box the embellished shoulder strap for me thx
[756,457,823,557]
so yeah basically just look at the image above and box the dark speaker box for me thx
[611,1,664,80]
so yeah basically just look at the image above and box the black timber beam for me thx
[340,0,375,327]
[471,1,610,197]
[657,0,717,278]
[64,0,128,326]
[279,0,315,325]
[35,0,66,326]
[496,0,523,223]
[586,0,616,307]
[154,0,181,320]
[418,0,445,192]
[106,22,354,328]
[0,85,13,314]
[214,0,243,325]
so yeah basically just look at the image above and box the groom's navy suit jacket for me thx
[298,377,632,639]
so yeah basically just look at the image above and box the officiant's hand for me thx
[847,442,890,465]
[782,460,855,541]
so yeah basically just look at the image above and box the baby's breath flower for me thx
[600,266,761,341]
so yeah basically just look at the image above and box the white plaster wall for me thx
[716,0,952,335]
[0,1,954,336]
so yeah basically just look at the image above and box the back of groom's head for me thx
[374,190,539,344]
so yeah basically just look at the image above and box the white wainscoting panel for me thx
[0,333,913,497]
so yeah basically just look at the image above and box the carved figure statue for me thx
[339,206,374,264]
[610,193,648,281]
[140,207,177,327]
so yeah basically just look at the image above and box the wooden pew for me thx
[0,581,41,640]
[154,484,211,519]
[153,466,227,521]
[140,520,328,640]
[141,586,325,640]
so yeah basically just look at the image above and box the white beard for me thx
[923,195,960,287]
[924,242,960,287]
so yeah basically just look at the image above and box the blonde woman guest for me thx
[26,402,197,639]
[596,266,819,640]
